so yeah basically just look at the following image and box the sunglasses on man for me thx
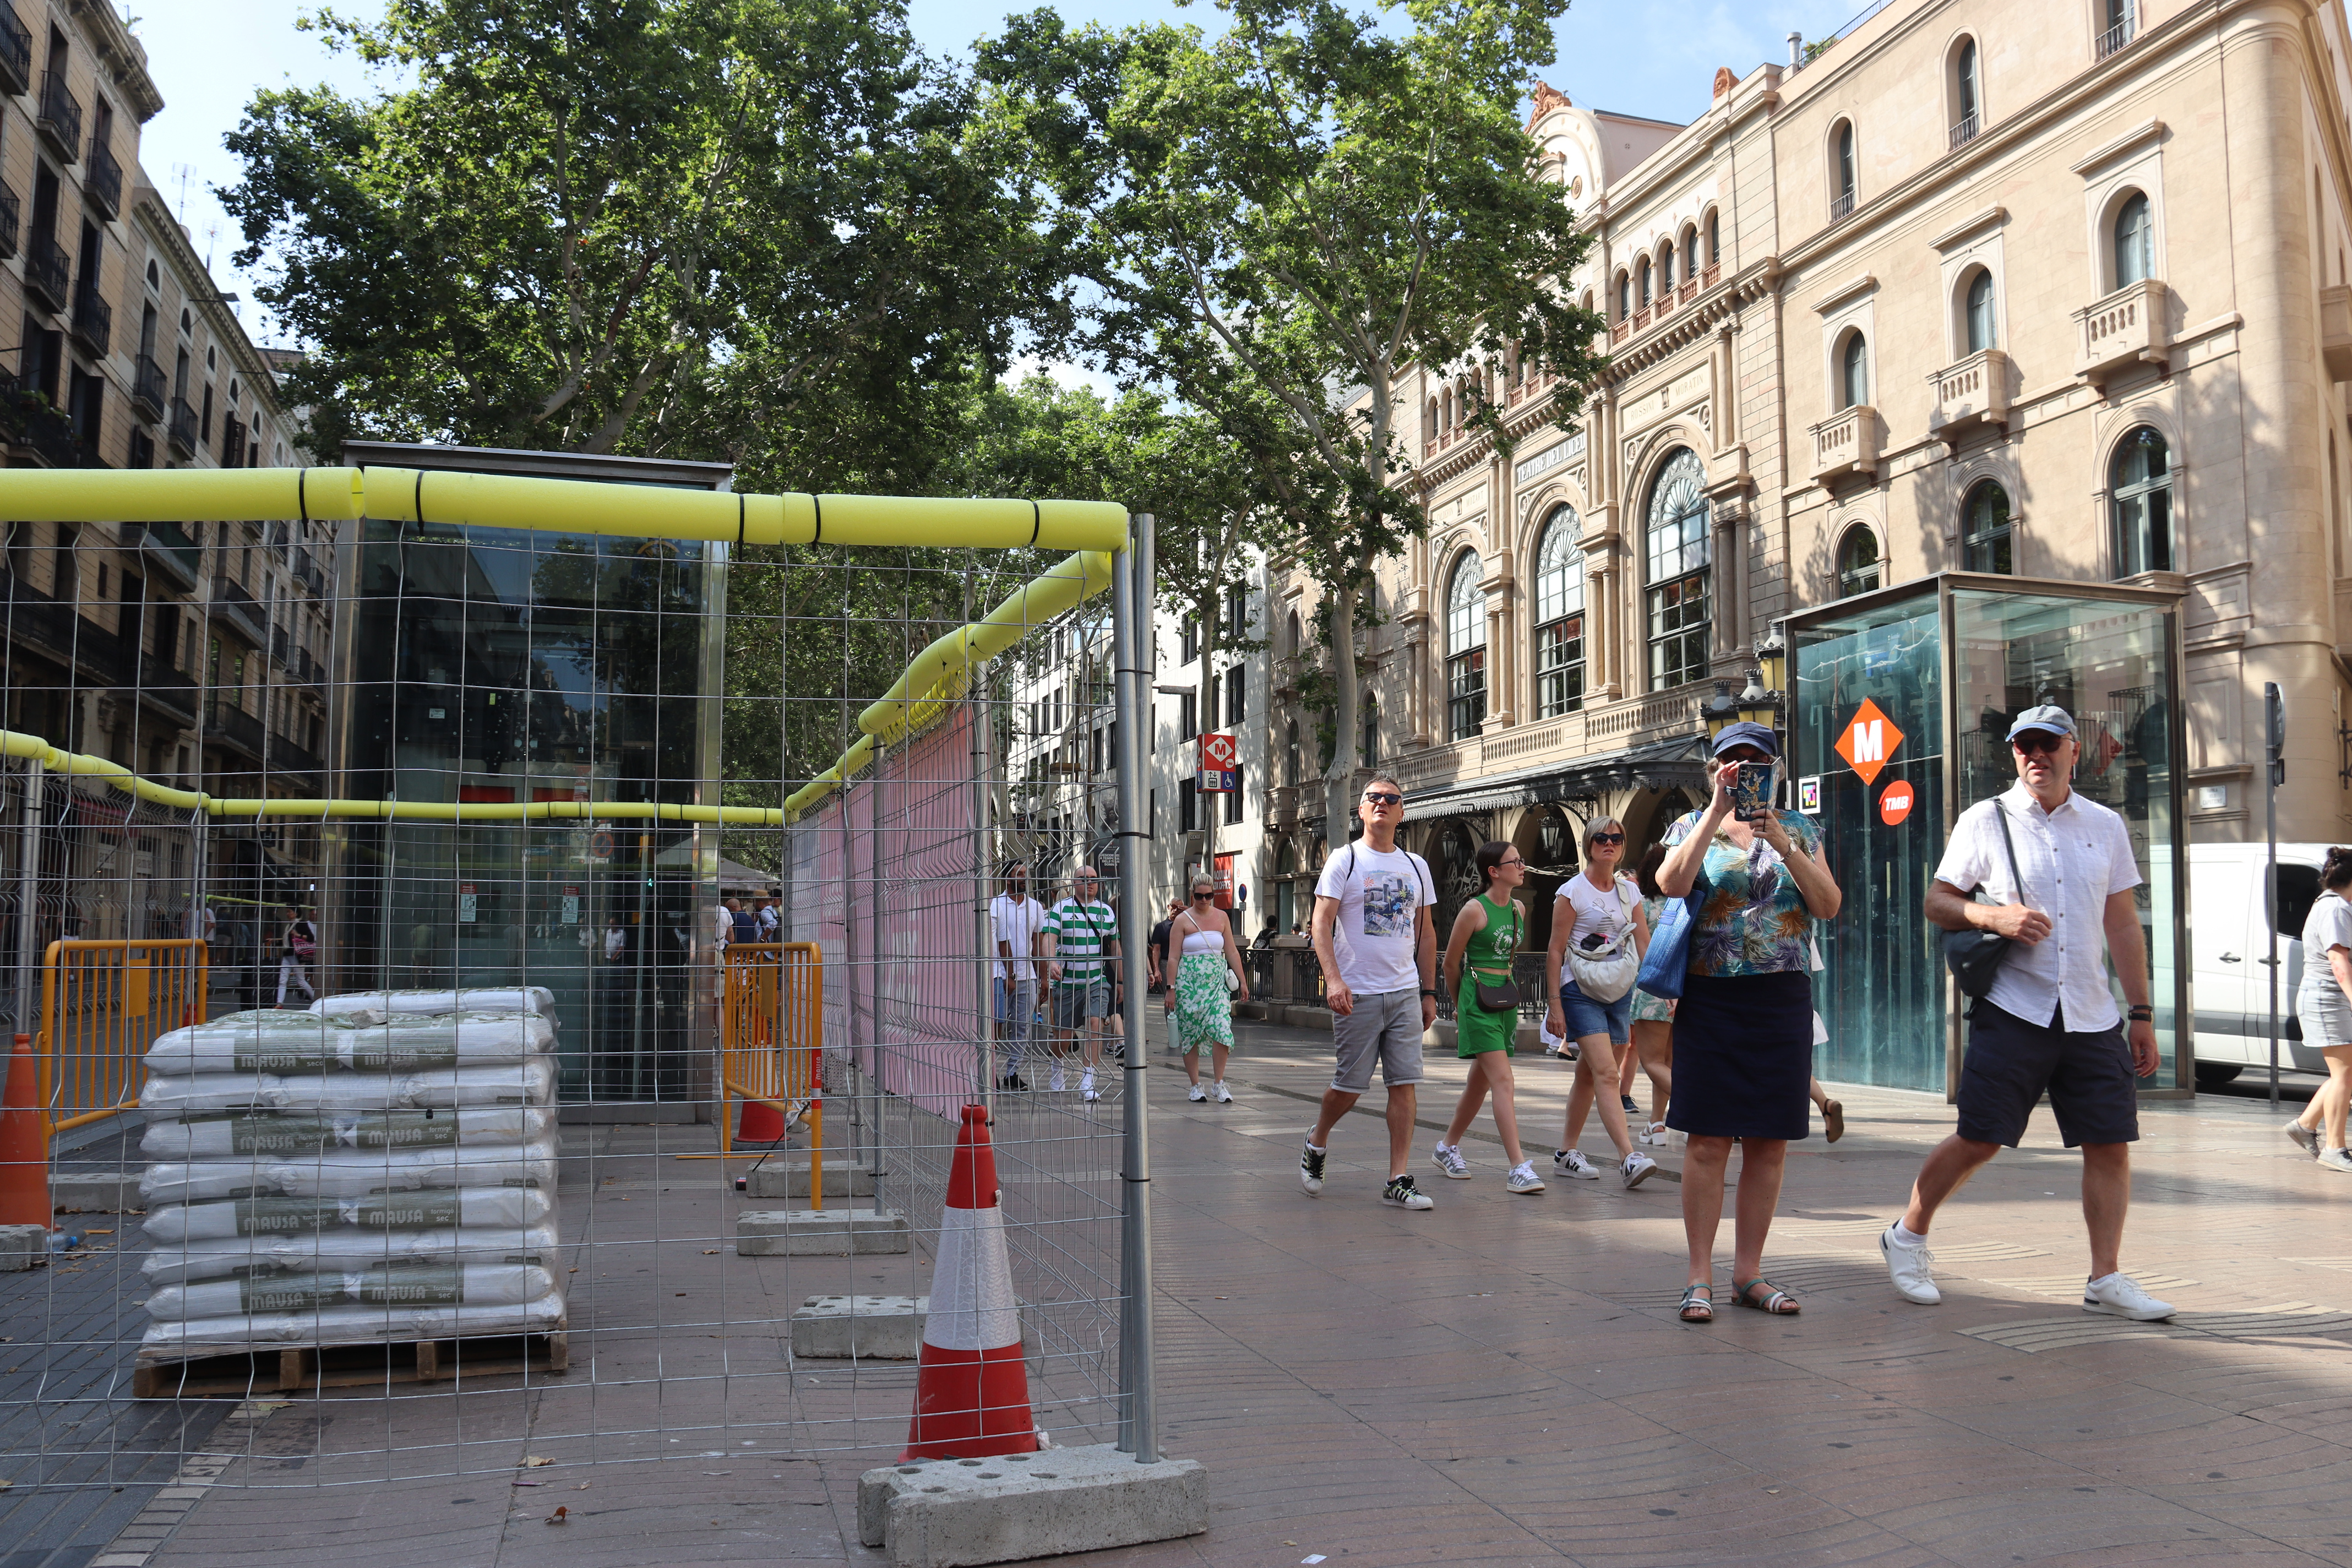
[1362,791,1403,807]
[2012,733,2068,756]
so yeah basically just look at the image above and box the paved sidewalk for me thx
[13,1019,2346,1567]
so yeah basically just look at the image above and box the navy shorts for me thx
[1557,976,1632,1046]
[1957,999,2140,1148]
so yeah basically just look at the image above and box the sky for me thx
[126,0,1869,352]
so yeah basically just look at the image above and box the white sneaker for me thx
[1506,1162,1545,1194]
[1620,1151,1657,1189]
[1381,1174,1434,1210]
[2082,1271,2175,1321]
[2319,1147,2352,1172]
[1081,1070,1099,1102]
[1880,1224,1940,1305]
[1431,1142,1472,1180]
[1300,1140,1327,1195]
[1553,1148,1601,1180]
[1637,1121,1670,1147]
[1188,1082,1208,1102]
[1211,1081,1233,1104]
[2287,1121,2321,1156]
[1049,1066,1066,1093]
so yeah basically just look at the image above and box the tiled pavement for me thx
[3,1020,2347,1566]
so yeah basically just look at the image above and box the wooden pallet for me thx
[133,1327,569,1399]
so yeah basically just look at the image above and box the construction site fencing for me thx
[0,481,1159,1536]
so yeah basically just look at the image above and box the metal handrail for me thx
[35,67,80,156]
[1949,114,1979,150]
[2096,16,2133,60]
[85,138,121,218]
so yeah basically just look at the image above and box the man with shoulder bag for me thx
[1881,706,2174,1320]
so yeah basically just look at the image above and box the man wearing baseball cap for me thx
[1880,704,2174,1320]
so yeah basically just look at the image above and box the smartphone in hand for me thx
[1731,762,1773,822]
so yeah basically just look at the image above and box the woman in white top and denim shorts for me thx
[1543,816,1656,1189]
[2290,846,2352,1171]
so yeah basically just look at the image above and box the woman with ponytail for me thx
[1431,841,1546,1194]
[2288,846,2352,1171]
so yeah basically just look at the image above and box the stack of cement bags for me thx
[136,995,565,1354]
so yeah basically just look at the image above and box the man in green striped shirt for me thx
[1042,866,1122,1102]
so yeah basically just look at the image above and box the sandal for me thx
[1822,1100,1845,1143]
[1733,1277,1800,1315]
[1678,1284,1713,1324]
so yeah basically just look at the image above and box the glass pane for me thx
[1952,587,2182,1086]
[1537,613,1585,717]
[1795,591,1947,1091]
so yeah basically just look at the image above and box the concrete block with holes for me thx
[52,1173,141,1213]
[790,1293,1041,1374]
[0,1223,46,1271]
[858,1444,1207,1566]
[741,1155,874,1199]
[734,1206,908,1256]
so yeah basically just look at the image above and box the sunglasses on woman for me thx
[1589,831,1625,845]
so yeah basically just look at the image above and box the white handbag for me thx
[1565,879,1641,1004]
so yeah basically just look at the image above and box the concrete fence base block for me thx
[743,1157,875,1199]
[858,1442,1208,1566]
[0,1224,47,1272]
[735,1207,909,1256]
[52,1174,141,1213]
[791,1294,1042,1374]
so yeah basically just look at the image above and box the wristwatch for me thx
[1420,988,1439,998]
[2126,1004,2153,1022]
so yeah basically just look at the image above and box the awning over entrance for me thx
[1398,732,1710,824]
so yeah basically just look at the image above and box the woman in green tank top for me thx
[1431,842,1545,1194]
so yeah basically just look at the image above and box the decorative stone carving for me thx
[1713,66,1736,100]
[1527,80,1572,127]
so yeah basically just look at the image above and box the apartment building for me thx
[0,1,328,939]
[1266,0,2352,954]
[1144,570,1277,935]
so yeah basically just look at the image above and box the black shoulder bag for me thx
[1943,802,2025,1000]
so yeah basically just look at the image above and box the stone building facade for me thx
[1262,0,2352,944]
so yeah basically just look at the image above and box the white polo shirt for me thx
[990,893,1046,983]
[1933,781,2142,1032]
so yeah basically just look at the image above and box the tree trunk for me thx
[1324,578,1360,841]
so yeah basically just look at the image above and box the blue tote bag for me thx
[1635,891,1701,1001]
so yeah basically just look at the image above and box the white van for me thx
[2188,841,2333,1087]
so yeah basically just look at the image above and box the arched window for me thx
[1616,271,1632,320]
[1658,243,1673,295]
[1637,256,1652,308]
[1444,553,1487,740]
[1840,331,1869,409]
[1707,210,1721,265]
[1284,718,1300,788]
[1533,505,1586,717]
[1952,39,1980,144]
[1423,398,1436,445]
[1963,480,2014,574]
[1441,387,1453,433]
[1683,226,1700,281]
[1836,525,1883,597]
[1645,449,1712,690]
[2110,426,2173,575]
[2114,190,2153,287]
[1285,608,1303,660]
[1964,269,1996,353]
[1360,690,1380,766]
[1832,122,1857,217]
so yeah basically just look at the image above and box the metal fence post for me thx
[1113,516,1158,1462]
[972,636,995,1115]
[15,759,41,1043]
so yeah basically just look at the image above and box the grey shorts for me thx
[2299,982,2352,1048]
[1331,988,1425,1093]
[1051,977,1112,1030]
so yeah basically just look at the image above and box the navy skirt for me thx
[1663,970,1814,1141]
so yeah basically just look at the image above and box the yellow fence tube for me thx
[0,466,1130,552]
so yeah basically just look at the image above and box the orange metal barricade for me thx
[37,938,208,1140]
[717,941,824,1202]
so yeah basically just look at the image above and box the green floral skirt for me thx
[1173,952,1234,1054]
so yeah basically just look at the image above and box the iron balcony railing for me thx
[206,700,267,760]
[131,353,166,421]
[2096,10,2134,61]
[1830,189,1856,221]
[1949,113,1979,151]
[24,234,68,313]
[35,67,80,161]
[167,396,198,457]
[69,279,110,356]
[0,181,17,260]
[0,4,30,96]
[84,137,121,221]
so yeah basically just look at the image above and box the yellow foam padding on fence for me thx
[0,465,1130,551]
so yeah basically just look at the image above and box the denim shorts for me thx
[1558,976,1631,1046]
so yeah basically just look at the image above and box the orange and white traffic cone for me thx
[901,1103,1036,1461]
[1,1033,51,1231]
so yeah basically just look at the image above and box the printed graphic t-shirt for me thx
[1313,842,1436,995]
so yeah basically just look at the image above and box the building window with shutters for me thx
[1645,449,1711,690]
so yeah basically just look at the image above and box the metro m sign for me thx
[1833,698,1905,787]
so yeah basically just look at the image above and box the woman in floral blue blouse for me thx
[1657,722,1843,1323]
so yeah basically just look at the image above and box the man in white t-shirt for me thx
[990,862,1047,1090]
[1303,772,1439,1210]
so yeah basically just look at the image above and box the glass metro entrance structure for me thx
[1787,574,2187,1096]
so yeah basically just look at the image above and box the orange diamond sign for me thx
[1834,699,1904,787]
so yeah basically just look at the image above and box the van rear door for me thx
[2189,849,2255,1062]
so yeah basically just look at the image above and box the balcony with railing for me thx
[132,655,197,725]
[211,577,269,645]
[2097,12,2135,61]
[1264,783,1299,833]
[24,234,68,313]
[0,4,30,96]
[69,279,110,356]
[132,353,166,421]
[127,519,202,587]
[1950,114,1979,151]
[84,137,121,221]
[1,374,79,468]
[35,68,80,162]
[1830,189,1855,221]
[1809,404,1883,484]
[1609,318,1629,344]
[1928,349,2011,439]
[2073,278,2169,387]
[0,182,17,261]
[222,413,246,469]
[207,700,268,761]
[167,396,198,458]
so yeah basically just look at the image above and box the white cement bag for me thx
[314,987,556,1018]
[145,1012,554,1075]
[142,1107,552,1159]
[144,1186,554,1243]
[140,1291,567,1351]
[146,1262,558,1322]
[140,1139,558,1206]
[140,1059,555,1115]
[143,1224,560,1286]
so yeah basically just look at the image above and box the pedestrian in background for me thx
[990,862,1045,1092]
[1881,706,2173,1321]
[1624,843,1676,1147]
[277,906,319,1007]
[1042,865,1121,1102]
[1544,817,1657,1189]
[1659,721,1842,1324]
[1433,841,1544,1194]
[1167,874,1246,1102]
[2286,847,2352,1170]
[1302,774,1439,1210]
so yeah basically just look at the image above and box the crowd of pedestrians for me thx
[1275,705,2192,1326]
